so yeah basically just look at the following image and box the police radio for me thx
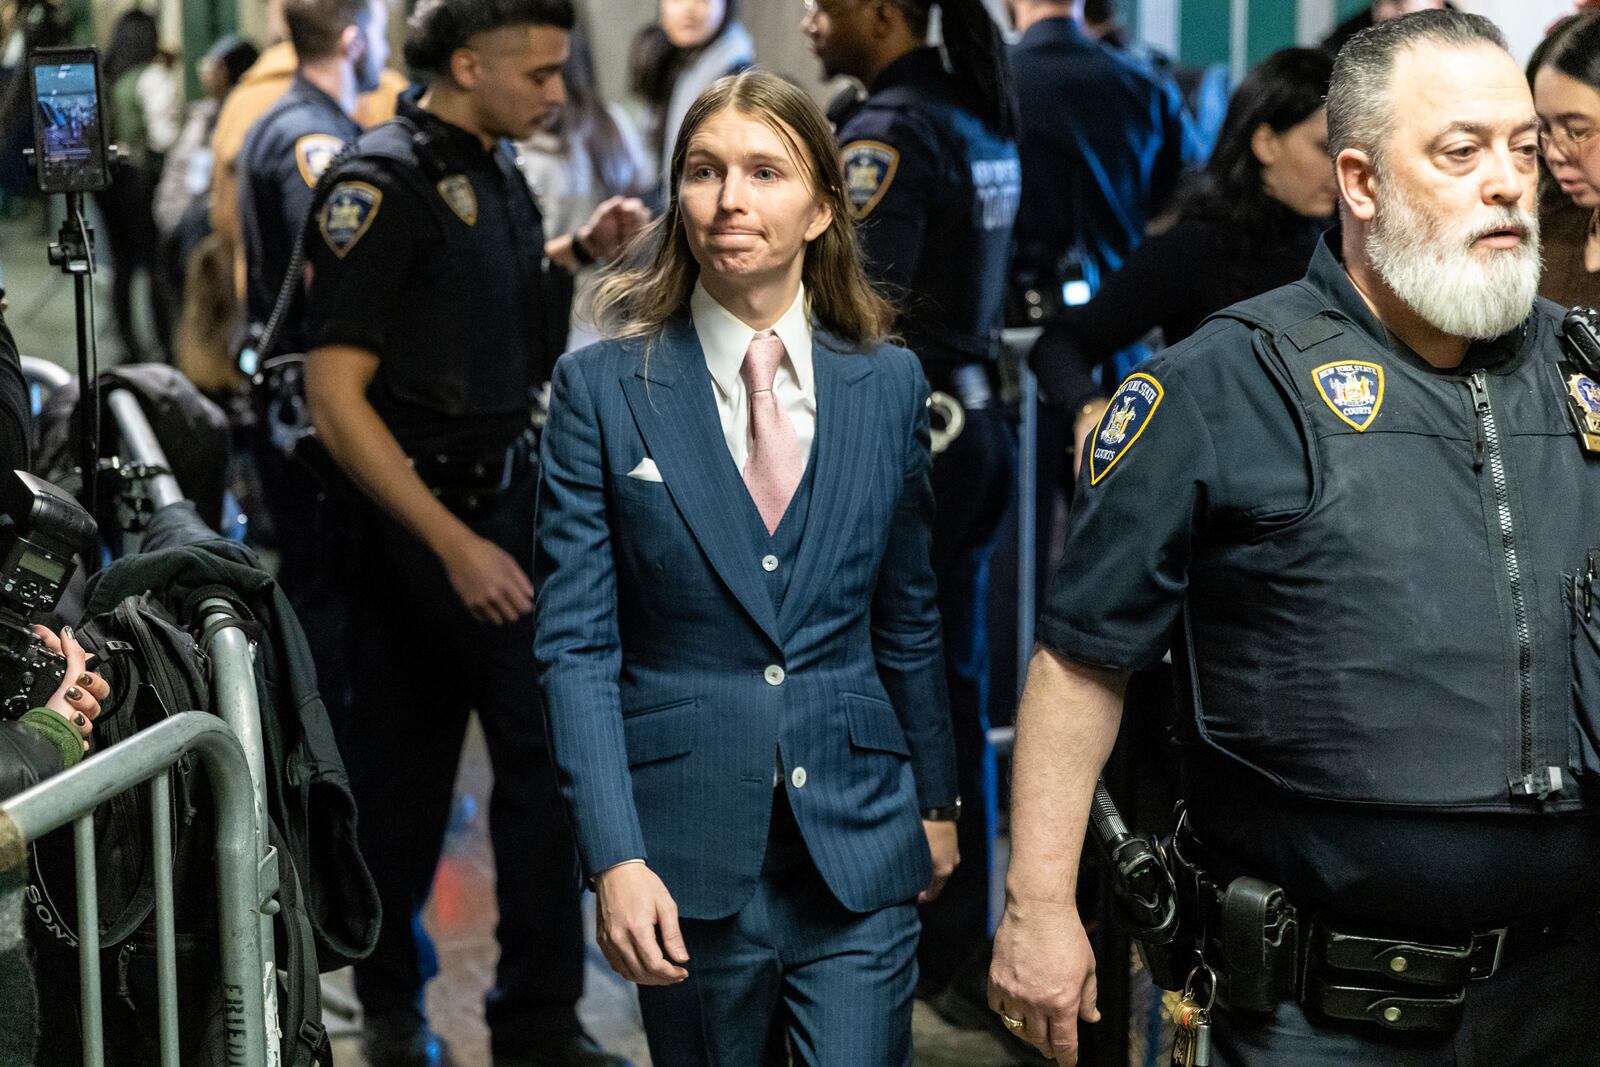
[1559,307,1600,452]
[0,470,97,718]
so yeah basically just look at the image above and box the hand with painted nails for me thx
[33,625,111,750]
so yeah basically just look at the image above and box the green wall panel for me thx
[1248,0,1299,67]
[1180,0,1231,66]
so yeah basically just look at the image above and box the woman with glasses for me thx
[1531,12,1600,308]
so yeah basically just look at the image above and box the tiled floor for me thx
[324,720,1026,1067]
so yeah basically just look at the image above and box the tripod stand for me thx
[44,190,102,564]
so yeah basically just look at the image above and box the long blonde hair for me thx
[588,70,896,345]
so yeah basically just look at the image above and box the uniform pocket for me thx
[1565,557,1600,777]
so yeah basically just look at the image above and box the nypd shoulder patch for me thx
[1312,360,1385,432]
[1089,373,1164,485]
[840,140,900,219]
[436,175,477,226]
[294,133,344,188]
[319,181,382,259]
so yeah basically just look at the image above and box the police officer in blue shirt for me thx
[299,0,642,1063]
[991,14,1600,1065]
[239,0,388,355]
[237,0,387,740]
[803,0,1021,1008]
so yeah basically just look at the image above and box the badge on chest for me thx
[1311,360,1385,432]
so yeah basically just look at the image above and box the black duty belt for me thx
[408,427,536,518]
[1171,819,1598,1035]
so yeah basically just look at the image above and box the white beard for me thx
[1366,183,1542,340]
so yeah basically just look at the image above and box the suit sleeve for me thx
[533,353,648,878]
[870,352,958,808]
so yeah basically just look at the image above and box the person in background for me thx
[518,24,652,351]
[630,0,753,201]
[99,9,182,362]
[209,0,408,306]
[804,0,1019,1021]
[1031,47,1336,469]
[1321,0,1446,56]
[154,35,260,346]
[1530,12,1600,309]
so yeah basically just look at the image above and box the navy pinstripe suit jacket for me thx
[534,314,959,921]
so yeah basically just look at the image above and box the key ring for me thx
[1181,963,1217,1013]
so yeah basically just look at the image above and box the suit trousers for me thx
[344,473,587,1051]
[919,401,1017,991]
[637,789,920,1066]
[1214,915,1600,1066]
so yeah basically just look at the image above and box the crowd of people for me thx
[4,0,1600,1065]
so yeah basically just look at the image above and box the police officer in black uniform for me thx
[237,0,387,732]
[991,13,1600,1065]
[802,0,1022,1009]
[300,0,643,1063]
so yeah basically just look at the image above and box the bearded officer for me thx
[990,11,1600,1066]
[299,0,643,1062]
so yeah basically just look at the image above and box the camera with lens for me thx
[0,470,97,718]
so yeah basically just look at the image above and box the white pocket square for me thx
[626,458,664,482]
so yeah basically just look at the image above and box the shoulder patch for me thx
[840,140,900,219]
[319,181,382,258]
[294,133,344,188]
[1089,373,1163,485]
[1312,360,1385,432]
[436,175,477,225]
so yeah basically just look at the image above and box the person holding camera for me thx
[1,627,112,1066]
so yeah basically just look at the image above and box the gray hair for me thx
[1326,9,1509,172]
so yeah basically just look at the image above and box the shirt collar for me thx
[1304,229,1529,374]
[399,91,501,170]
[1019,16,1098,49]
[289,74,350,123]
[869,46,947,95]
[691,282,814,399]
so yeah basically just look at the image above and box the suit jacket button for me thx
[791,766,807,789]
[761,554,779,572]
[764,665,786,686]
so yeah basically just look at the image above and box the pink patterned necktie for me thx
[741,330,803,535]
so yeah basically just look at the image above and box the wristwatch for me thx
[921,798,962,822]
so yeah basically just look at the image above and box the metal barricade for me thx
[0,713,269,1067]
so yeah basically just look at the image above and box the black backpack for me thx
[26,592,331,1067]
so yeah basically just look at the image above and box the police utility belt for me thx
[926,363,994,455]
[408,428,536,518]
[1164,816,1592,1037]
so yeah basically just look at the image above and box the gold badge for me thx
[436,175,477,226]
[1567,371,1600,452]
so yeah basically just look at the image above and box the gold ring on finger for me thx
[1000,1012,1025,1032]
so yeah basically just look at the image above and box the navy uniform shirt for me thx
[1008,17,1197,291]
[1038,233,1600,933]
[834,47,1021,375]
[238,75,359,353]
[302,94,548,453]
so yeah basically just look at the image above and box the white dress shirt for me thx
[690,282,817,475]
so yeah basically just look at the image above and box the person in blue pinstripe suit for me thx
[534,70,961,1065]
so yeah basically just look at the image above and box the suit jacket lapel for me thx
[620,317,783,647]
[779,330,877,642]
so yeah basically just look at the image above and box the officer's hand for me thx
[988,898,1099,1065]
[578,196,651,261]
[439,533,534,626]
[593,861,690,986]
[1071,399,1109,481]
[918,819,960,903]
